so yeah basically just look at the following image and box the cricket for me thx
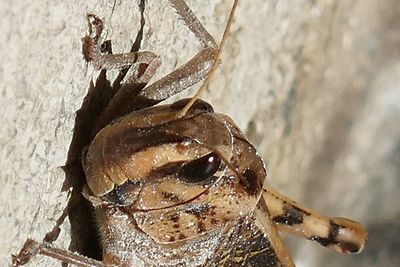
[11,0,367,266]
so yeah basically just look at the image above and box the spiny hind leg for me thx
[262,187,367,254]
[137,0,218,101]
[168,0,217,48]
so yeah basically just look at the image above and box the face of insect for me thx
[83,99,265,244]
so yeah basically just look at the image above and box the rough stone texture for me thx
[1,0,399,266]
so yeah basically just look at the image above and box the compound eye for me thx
[179,152,221,184]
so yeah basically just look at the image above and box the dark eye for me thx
[179,152,221,184]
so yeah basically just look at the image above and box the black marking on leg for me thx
[338,241,361,253]
[328,221,340,240]
[310,220,361,253]
[273,205,310,225]
[311,220,339,247]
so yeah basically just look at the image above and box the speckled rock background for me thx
[1,0,399,266]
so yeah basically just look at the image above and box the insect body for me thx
[12,0,366,266]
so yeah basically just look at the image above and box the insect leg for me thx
[12,239,104,267]
[254,200,295,267]
[96,0,220,126]
[136,0,218,101]
[263,187,367,254]
[168,0,217,49]
[82,12,161,129]
[82,14,161,84]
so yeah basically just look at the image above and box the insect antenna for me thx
[176,0,239,118]
[108,0,118,21]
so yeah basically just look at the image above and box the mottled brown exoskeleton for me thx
[12,0,367,266]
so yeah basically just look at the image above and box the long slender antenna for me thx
[109,0,118,21]
[176,0,239,118]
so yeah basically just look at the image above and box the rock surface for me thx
[1,0,399,266]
